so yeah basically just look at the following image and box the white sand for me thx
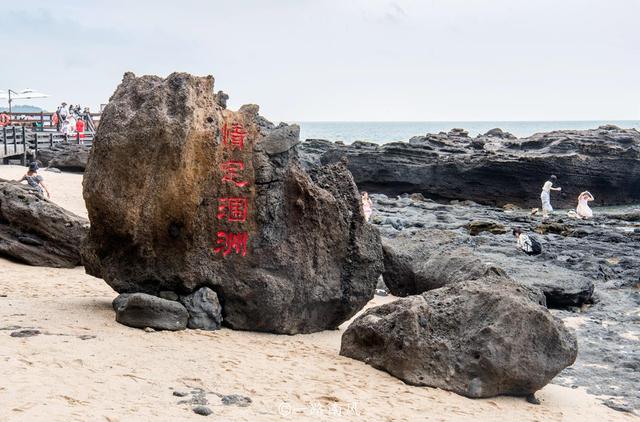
[0,165,633,421]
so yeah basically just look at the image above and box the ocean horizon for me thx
[293,120,640,144]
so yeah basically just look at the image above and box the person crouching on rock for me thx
[540,175,561,219]
[576,191,594,219]
[18,162,50,198]
[513,227,542,255]
[361,192,373,222]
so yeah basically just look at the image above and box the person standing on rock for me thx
[512,227,542,255]
[362,192,373,222]
[17,162,50,198]
[540,175,561,219]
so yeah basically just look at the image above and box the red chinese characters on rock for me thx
[214,231,248,257]
[214,120,251,258]
[220,161,249,188]
[221,122,247,151]
[217,197,248,223]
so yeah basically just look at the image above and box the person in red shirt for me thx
[76,118,85,144]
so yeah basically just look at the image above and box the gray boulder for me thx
[383,231,506,296]
[180,287,223,330]
[340,278,577,398]
[113,293,188,331]
[0,179,87,268]
[36,143,90,172]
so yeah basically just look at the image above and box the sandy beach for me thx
[0,165,634,421]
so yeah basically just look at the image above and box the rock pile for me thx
[83,72,383,334]
[0,179,87,267]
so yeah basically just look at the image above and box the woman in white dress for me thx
[540,175,561,219]
[576,191,594,219]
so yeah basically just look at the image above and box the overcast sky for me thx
[3,0,639,121]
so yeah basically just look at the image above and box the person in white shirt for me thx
[540,175,561,219]
[58,102,69,121]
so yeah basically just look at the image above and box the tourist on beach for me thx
[576,191,595,219]
[540,175,561,219]
[512,227,542,255]
[362,192,373,222]
[18,162,50,198]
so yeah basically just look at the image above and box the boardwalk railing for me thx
[0,111,101,131]
[1,125,93,164]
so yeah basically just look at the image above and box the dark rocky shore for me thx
[301,126,640,208]
[301,128,640,412]
[366,193,639,412]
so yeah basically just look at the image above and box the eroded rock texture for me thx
[307,126,640,207]
[382,230,507,296]
[340,278,578,398]
[35,143,90,172]
[82,72,383,334]
[0,180,87,267]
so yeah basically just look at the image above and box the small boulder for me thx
[180,287,223,330]
[340,278,577,398]
[114,293,188,331]
[192,405,213,416]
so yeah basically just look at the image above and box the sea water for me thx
[294,121,640,144]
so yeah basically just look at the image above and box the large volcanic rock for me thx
[308,126,640,207]
[0,180,87,267]
[340,278,578,398]
[82,72,383,334]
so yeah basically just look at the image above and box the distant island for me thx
[0,105,44,113]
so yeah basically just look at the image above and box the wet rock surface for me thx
[0,179,87,267]
[113,293,189,331]
[302,126,640,208]
[341,278,577,398]
[83,72,383,334]
[370,193,640,411]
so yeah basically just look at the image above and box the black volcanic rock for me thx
[382,230,507,296]
[113,293,189,331]
[0,179,87,267]
[307,126,640,207]
[35,143,90,172]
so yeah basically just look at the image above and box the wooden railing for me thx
[1,125,93,163]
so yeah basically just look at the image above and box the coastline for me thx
[0,165,633,421]
[295,120,640,144]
